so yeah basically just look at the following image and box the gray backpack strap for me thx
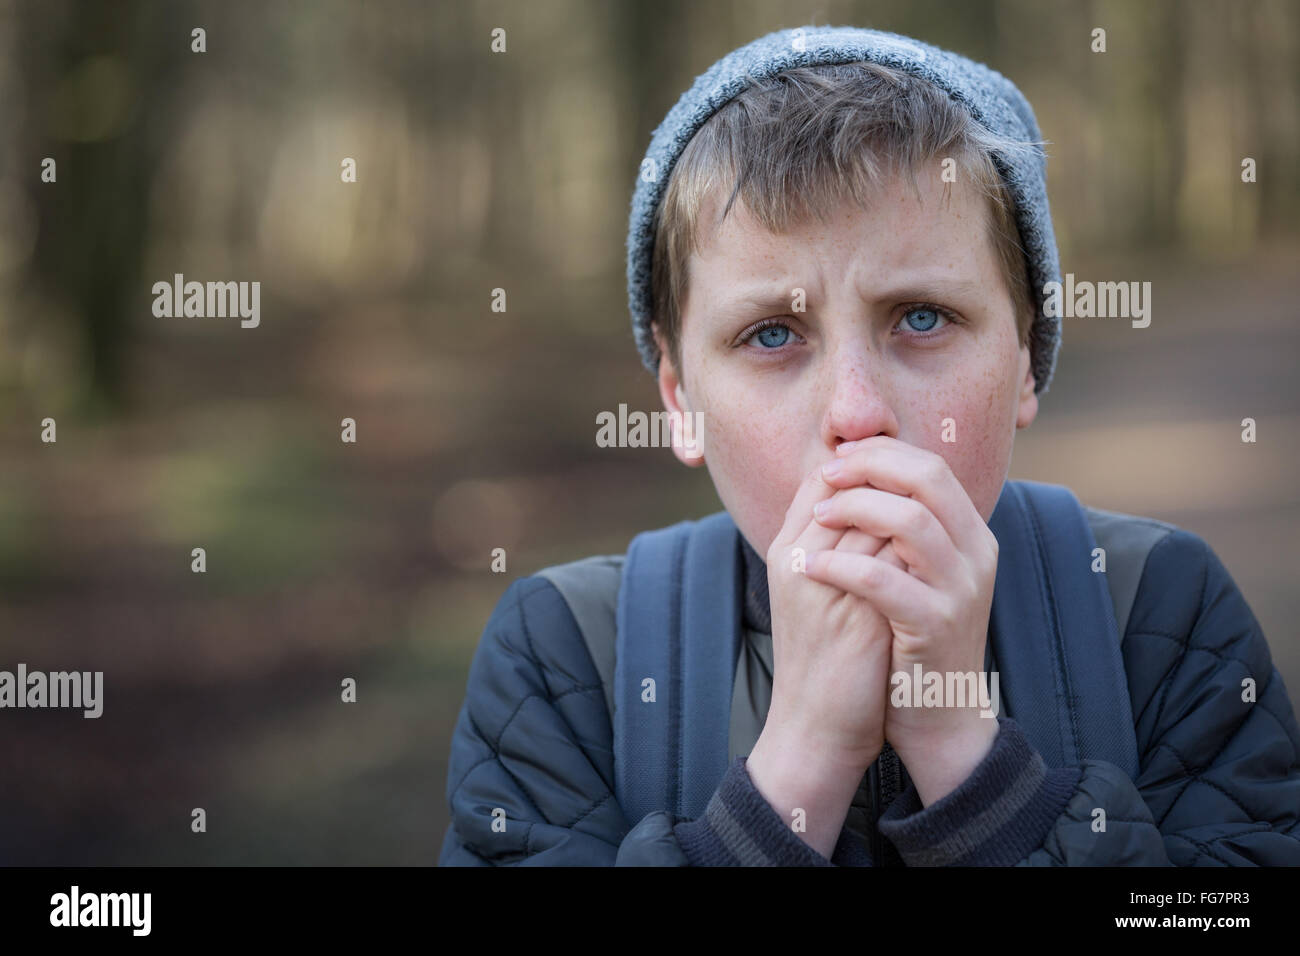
[534,555,623,722]
[1082,506,1178,640]
[536,507,1176,746]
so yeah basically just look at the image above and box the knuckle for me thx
[858,558,883,590]
[903,500,930,536]
[923,454,949,487]
[936,598,959,632]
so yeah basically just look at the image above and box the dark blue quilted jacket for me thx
[437,516,1300,866]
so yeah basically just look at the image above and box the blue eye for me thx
[738,319,796,350]
[902,306,944,333]
[755,324,791,348]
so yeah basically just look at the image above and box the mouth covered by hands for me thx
[800,435,1001,803]
[762,455,910,776]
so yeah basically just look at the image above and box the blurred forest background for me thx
[0,0,1296,864]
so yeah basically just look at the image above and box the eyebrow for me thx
[715,276,985,318]
[870,277,986,304]
[718,288,798,316]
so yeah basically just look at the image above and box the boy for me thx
[438,25,1300,865]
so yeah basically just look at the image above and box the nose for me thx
[820,341,900,452]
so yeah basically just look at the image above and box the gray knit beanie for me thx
[626,24,1062,395]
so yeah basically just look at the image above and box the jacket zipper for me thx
[869,759,882,863]
[872,744,904,866]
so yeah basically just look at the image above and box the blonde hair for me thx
[650,61,1041,386]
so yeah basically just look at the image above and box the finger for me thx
[803,547,933,626]
[830,437,988,558]
[822,467,887,558]
[873,539,906,571]
[836,526,887,556]
[783,519,845,580]
[771,462,836,550]
[813,486,957,586]
[772,463,848,568]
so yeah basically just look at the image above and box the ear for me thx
[1015,341,1038,429]
[654,327,706,467]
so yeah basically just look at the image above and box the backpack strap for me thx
[613,511,743,823]
[531,489,1170,821]
[987,480,1140,777]
[1081,506,1177,642]
[533,555,624,724]
[537,510,1172,720]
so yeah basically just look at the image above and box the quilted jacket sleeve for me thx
[437,575,872,866]
[875,527,1300,866]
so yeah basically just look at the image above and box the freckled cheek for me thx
[961,385,1018,518]
[701,389,783,480]
[695,380,802,534]
[918,366,1012,519]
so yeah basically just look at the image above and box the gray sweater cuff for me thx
[673,756,872,866]
[876,717,1082,866]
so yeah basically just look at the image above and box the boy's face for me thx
[655,164,1039,560]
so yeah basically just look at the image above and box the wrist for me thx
[891,714,999,807]
[747,723,867,858]
[764,690,883,771]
